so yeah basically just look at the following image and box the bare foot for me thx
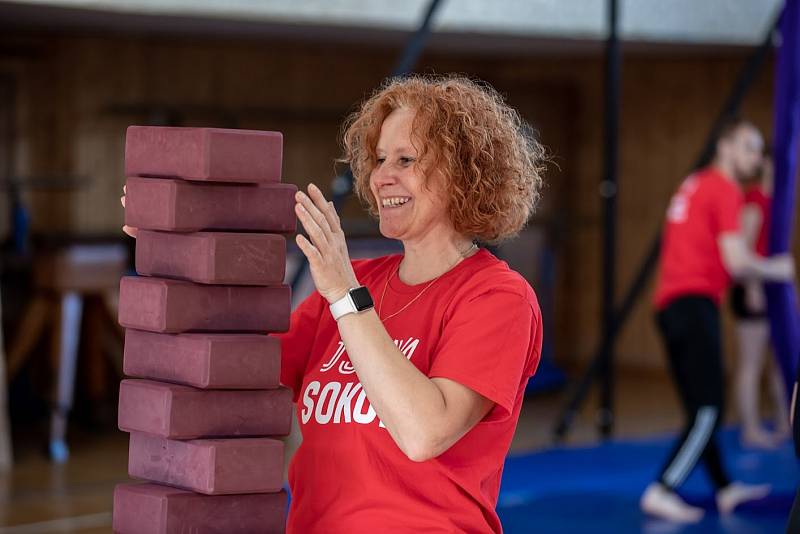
[740,428,777,450]
[640,483,704,524]
[716,482,771,515]
[772,423,791,444]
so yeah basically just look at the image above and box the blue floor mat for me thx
[498,428,798,533]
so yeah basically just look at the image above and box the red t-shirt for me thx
[277,248,542,533]
[744,186,771,257]
[653,167,743,309]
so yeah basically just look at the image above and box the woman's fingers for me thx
[296,188,332,235]
[327,200,343,233]
[295,202,329,251]
[295,234,321,264]
[295,188,333,244]
[307,183,341,233]
[121,184,135,238]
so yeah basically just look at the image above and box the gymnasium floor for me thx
[0,370,795,533]
[499,429,796,533]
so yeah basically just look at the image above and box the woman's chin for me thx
[378,220,407,241]
[378,226,401,241]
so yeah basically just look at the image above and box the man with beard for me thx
[641,118,796,523]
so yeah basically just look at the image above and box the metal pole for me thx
[597,0,620,439]
[391,0,444,77]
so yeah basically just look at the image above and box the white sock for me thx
[716,482,771,515]
[640,482,704,524]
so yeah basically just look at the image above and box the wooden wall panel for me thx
[0,31,789,373]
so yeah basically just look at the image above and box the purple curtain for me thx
[768,0,800,397]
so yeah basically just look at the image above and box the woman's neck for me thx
[398,232,476,285]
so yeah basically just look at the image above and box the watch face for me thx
[350,286,374,311]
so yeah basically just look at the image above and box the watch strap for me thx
[329,291,356,321]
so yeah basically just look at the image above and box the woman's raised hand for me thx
[294,183,359,304]
[120,184,138,238]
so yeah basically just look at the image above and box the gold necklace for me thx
[378,242,478,322]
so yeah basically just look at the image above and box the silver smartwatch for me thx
[329,286,374,321]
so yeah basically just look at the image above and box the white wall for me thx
[6,0,782,45]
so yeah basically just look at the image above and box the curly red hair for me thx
[340,74,545,244]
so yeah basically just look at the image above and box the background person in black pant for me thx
[640,118,796,524]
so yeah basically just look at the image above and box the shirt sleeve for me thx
[428,289,539,418]
[713,182,744,235]
[276,290,326,402]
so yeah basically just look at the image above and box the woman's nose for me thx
[372,164,398,186]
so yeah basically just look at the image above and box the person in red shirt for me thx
[281,75,544,532]
[730,156,791,449]
[642,119,795,523]
[120,75,543,532]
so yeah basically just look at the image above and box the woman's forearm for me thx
[336,308,449,460]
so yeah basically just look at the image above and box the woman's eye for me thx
[376,157,385,165]
[399,157,415,166]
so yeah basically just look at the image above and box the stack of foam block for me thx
[112,126,297,534]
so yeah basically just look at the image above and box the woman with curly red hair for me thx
[282,74,546,532]
[122,74,546,532]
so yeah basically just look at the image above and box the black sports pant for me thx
[656,296,730,490]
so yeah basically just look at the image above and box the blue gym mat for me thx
[497,428,798,533]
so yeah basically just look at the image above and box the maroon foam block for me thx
[125,126,282,183]
[118,379,292,439]
[118,276,290,333]
[123,329,281,389]
[113,483,287,534]
[124,176,297,233]
[136,231,286,285]
[128,433,284,495]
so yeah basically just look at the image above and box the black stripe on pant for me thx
[656,295,730,490]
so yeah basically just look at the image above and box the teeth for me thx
[381,197,410,207]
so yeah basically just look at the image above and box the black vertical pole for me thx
[598,0,620,438]
[390,0,444,78]
[0,75,26,255]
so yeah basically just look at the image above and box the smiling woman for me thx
[279,74,547,533]
[118,74,546,533]
[345,76,544,247]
